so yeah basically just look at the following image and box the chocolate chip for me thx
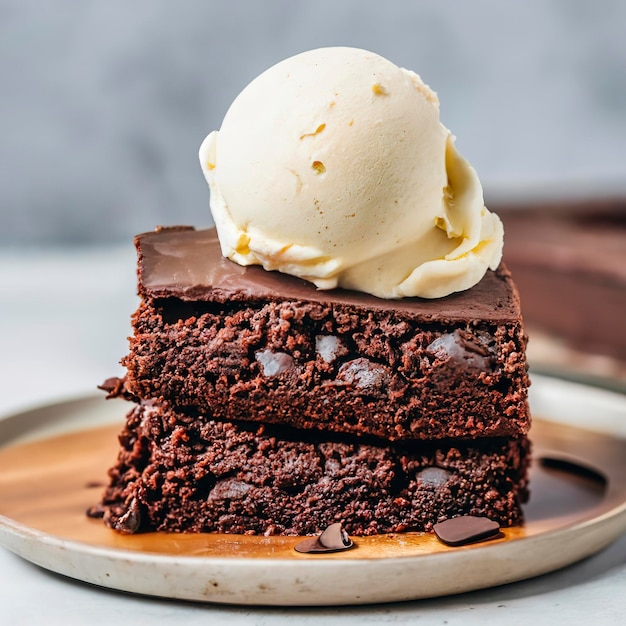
[434,515,500,546]
[208,478,252,501]
[294,536,322,553]
[319,522,353,550]
[315,335,348,363]
[427,330,494,371]
[255,349,295,376]
[294,522,354,554]
[416,467,451,487]
[112,498,142,534]
[336,358,389,392]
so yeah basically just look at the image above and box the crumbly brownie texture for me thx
[93,226,532,535]
[93,399,530,536]
[122,227,530,441]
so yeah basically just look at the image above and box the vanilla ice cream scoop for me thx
[199,47,503,299]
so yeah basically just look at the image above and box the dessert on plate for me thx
[91,47,531,536]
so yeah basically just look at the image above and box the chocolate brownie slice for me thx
[121,227,530,441]
[499,198,626,362]
[94,399,530,536]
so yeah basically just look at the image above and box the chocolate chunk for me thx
[416,467,451,487]
[336,358,389,392]
[434,515,500,546]
[427,330,495,371]
[294,532,335,554]
[208,478,252,501]
[315,335,348,363]
[255,349,295,376]
[294,522,354,554]
[318,522,353,550]
[111,498,142,534]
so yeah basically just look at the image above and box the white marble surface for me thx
[1,249,625,624]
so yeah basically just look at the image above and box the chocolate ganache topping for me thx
[136,227,520,323]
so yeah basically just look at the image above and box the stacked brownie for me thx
[94,226,531,536]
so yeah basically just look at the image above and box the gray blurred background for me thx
[1,0,625,248]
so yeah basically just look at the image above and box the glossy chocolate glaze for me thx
[136,227,521,323]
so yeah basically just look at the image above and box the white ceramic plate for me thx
[0,373,625,606]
